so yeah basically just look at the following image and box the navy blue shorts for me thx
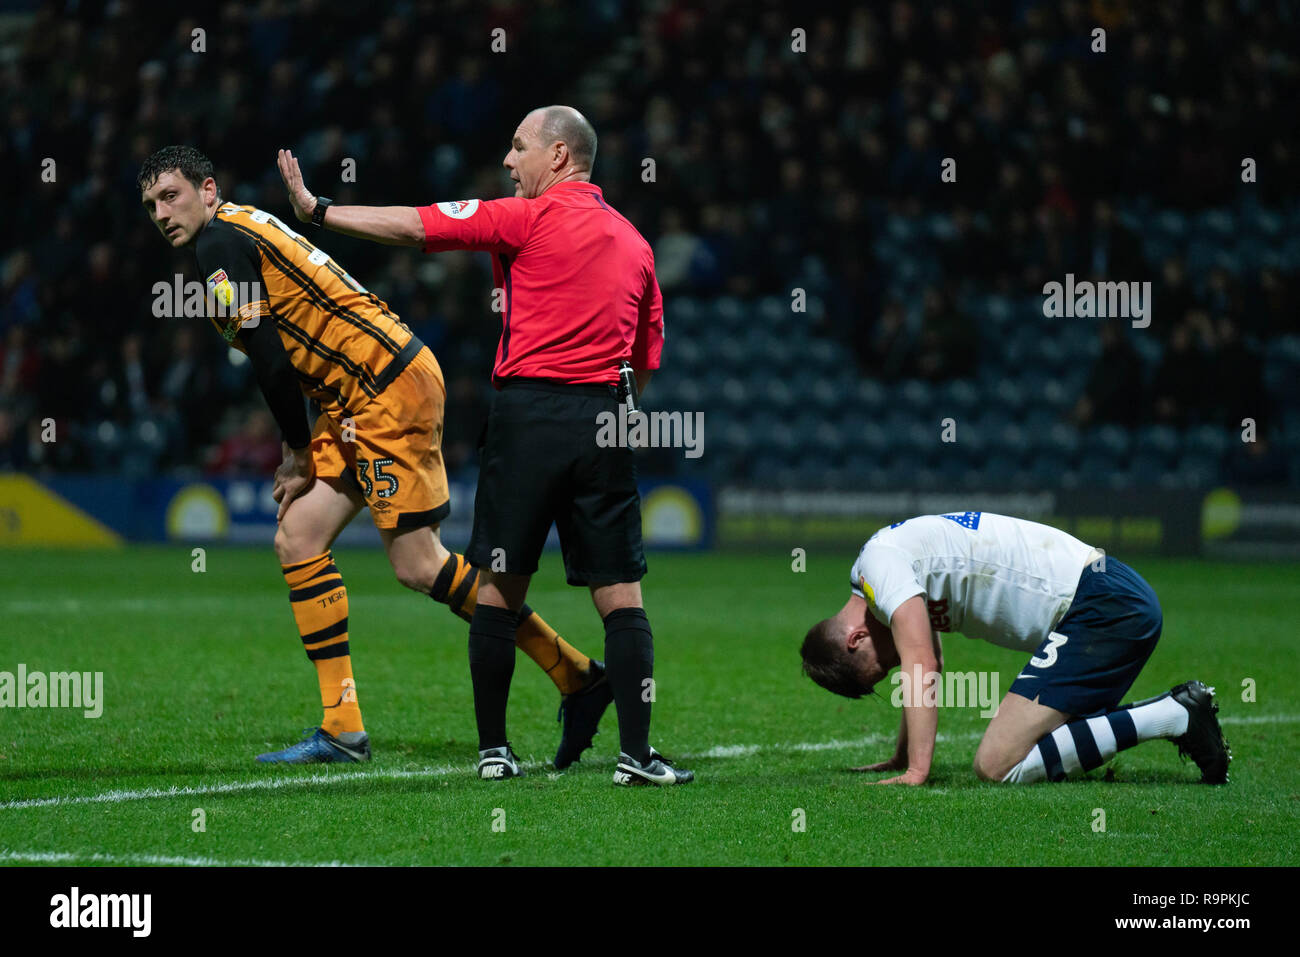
[1008,557,1162,717]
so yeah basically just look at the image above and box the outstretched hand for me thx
[277,149,316,224]
[850,755,908,773]
[867,769,928,786]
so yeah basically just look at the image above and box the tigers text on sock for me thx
[0,664,103,718]
[50,887,151,937]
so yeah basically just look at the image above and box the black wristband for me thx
[311,196,333,228]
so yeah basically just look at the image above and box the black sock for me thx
[603,606,654,764]
[468,603,518,751]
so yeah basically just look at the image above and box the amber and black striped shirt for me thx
[194,202,421,428]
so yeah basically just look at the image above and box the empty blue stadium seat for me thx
[853,378,887,414]
[809,377,843,414]
[1082,424,1133,462]
[712,295,747,332]
[1041,423,1082,462]
[718,376,752,415]
[1184,424,1229,457]
[757,295,787,326]
[937,379,979,418]
[989,422,1031,466]
[668,296,700,331]
[1021,404,1058,435]
[899,379,935,415]
[1171,454,1222,488]
[992,378,1027,413]
[1156,209,1188,238]
[1135,424,1180,465]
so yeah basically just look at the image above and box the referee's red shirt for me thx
[417,181,664,386]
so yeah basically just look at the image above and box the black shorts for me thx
[466,379,646,586]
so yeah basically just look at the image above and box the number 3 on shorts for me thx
[1030,632,1068,669]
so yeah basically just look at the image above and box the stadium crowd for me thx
[1,0,1296,484]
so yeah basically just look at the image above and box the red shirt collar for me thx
[545,180,600,194]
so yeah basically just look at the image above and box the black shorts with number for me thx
[466,379,646,586]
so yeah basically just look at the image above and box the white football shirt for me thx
[849,512,1100,652]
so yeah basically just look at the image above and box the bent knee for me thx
[393,563,438,594]
[274,524,317,565]
[973,748,1021,783]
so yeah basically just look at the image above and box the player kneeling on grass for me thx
[800,512,1229,785]
[138,146,612,768]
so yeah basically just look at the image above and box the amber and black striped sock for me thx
[429,552,593,694]
[282,551,363,736]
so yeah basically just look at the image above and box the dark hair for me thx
[137,145,217,196]
[800,618,866,699]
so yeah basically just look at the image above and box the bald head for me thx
[534,105,597,171]
[505,105,598,198]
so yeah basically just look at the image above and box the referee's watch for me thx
[311,196,333,229]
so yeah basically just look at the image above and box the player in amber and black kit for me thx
[277,105,693,785]
[138,146,610,765]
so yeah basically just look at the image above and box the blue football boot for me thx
[256,727,371,764]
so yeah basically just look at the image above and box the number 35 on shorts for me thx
[1030,631,1069,669]
[356,458,399,499]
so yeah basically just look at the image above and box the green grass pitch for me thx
[1,547,1296,866]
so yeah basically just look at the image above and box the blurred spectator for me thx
[205,407,282,475]
[1073,324,1145,429]
[0,325,40,405]
[1226,433,1289,486]
[1,251,40,332]
[912,285,977,381]
[1085,201,1145,280]
[1154,258,1195,342]
[1151,317,1214,426]
[1211,318,1266,429]
[653,208,703,294]
[859,297,914,382]
[118,334,152,420]
[442,373,490,472]
[0,407,26,470]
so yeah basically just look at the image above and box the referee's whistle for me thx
[618,361,641,416]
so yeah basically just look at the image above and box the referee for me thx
[278,105,693,785]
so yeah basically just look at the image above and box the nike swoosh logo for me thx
[621,761,674,784]
[1015,673,1037,681]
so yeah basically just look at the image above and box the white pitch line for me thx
[688,731,982,760]
[694,744,762,758]
[0,763,467,811]
[1,598,247,614]
[0,731,979,812]
[2,717,1293,814]
[1219,713,1300,725]
[0,849,354,867]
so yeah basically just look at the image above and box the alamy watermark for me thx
[151,273,266,341]
[50,887,150,937]
[1042,273,1151,328]
[596,405,704,459]
[891,664,999,718]
[0,664,103,718]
